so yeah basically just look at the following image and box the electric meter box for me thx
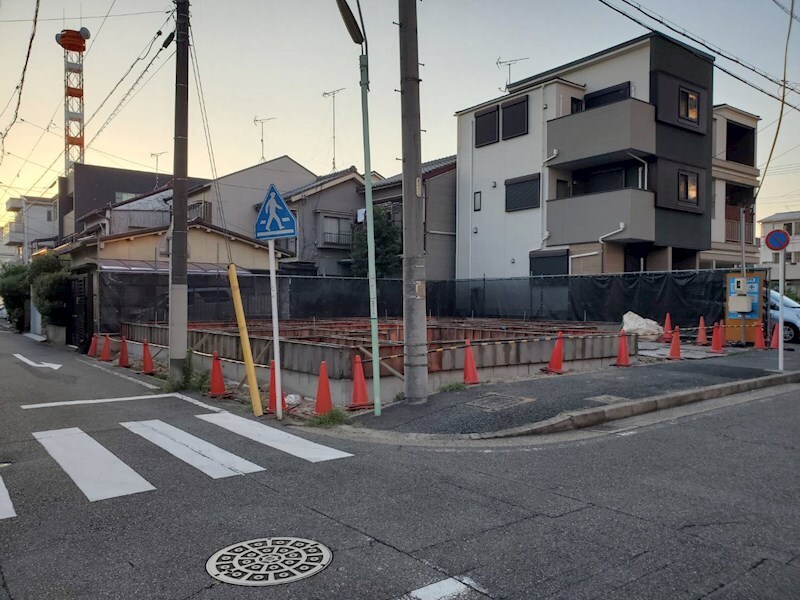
[725,273,764,343]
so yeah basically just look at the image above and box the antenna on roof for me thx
[497,56,529,92]
[322,88,345,172]
[253,116,277,163]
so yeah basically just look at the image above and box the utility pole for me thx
[169,0,189,384]
[323,88,345,171]
[399,0,428,404]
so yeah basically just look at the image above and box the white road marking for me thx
[77,358,160,389]
[121,420,264,479]
[33,428,155,501]
[197,413,353,463]
[21,392,223,413]
[0,475,16,520]
[13,353,62,370]
[404,578,471,600]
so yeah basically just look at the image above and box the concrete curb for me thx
[473,370,800,439]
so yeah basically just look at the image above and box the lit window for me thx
[679,88,699,123]
[473,191,481,212]
[678,171,698,204]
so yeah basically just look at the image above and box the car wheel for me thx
[784,323,800,344]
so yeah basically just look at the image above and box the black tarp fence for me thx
[99,269,760,333]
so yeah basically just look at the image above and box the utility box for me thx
[725,273,763,343]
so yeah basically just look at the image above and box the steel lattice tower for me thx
[55,27,90,174]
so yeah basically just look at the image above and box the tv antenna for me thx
[151,151,167,188]
[253,116,277,163]
[322,88,345,172]
[497,56,529,91]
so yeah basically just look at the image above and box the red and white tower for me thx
[55,27,90,173]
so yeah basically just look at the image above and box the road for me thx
[1,330,798,599]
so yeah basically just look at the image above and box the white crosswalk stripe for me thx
[0,475,16,520]
[33,427,156,502]
[196,412,354,463]
[121,420,264,479]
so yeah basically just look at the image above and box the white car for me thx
[768,289,800,343]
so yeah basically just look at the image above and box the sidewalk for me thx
[355,347,800,436]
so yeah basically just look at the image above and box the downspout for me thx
[627,152,648,190]
[599,222,626,273]
[540,149,559,248]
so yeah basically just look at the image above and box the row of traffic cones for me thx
[87,333,156,374]
[661,312,782,349]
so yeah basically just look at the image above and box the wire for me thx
[0,87,20,121]
[0,10,168,23]
[85,0,116,56]
[755,0,794,202]
[0,0,41,169]
[771,0,800,24]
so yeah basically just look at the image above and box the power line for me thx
[770,0,800,24]
[0,10,168,23]
[0,0,41,169]
[85,0,116,55]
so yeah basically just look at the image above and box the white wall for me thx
[710,178,726,243]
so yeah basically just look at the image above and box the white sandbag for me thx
[622,311,663,340]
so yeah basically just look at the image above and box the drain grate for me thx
[467,393,537,412]
[206,537,332,587]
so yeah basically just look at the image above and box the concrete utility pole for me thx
[169,0,189,383]
[398,0,428,404]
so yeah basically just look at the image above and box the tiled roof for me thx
[283,166,359,198]
[759,210,800,223]
[371,155,456,190]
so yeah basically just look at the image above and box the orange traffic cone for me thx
[141,339,155,375]
[543,332,566,374]
[347,355,374,411]
[118,336,130,368]
[314,361,333,415]
[662,313,673,342]
[695,316,709,346]
[99,334,111,362]
[209,352,232,398]
[770,324,780,350]
[267,359,288,413]
[710,322,724,354]
[667,326,683,360]
[463,339,479,385]
[754,324,766,350]
[87,333,98,358]
[613,330,631,367]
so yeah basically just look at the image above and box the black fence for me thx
[98,269,756,333]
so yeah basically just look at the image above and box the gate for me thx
[68,274,92,346]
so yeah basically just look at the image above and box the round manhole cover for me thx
[206,537,332,586]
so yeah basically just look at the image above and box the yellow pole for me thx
[227,263,263,416]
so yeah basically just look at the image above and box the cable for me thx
[85,0,116,56]
[0,87,20,121]
[0,0,41,169]
[755,0,794,202]
[0,10,168,23]
[771,0,800,24]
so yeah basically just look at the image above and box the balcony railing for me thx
[322,232,352,247]
[725,220,754,244]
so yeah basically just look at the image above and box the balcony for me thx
[5,198,23,212]
[547,188,655,246]
[546,99,656,169]
[2,221,24,246]
[321,232,352,248]
[725,220,754,244]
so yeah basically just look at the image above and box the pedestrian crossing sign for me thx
[254,184,297,240]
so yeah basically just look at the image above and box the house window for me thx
[46,209,53,222]
[473,191,481,212]
[678,171,698,205]
[792,252,799,265]
[570,97,583,113]
[475,106,499,147]
[505,174,540,212]
[783,223,793,235]
[322,215,351,247]
[501,96,527,140]
[584,82,630,110]
[773,252,780,263]
[679,88,699,123]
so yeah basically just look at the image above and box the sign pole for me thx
[268,239,283,420]
[779,249,785,372]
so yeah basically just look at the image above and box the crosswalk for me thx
[1,413,352,520]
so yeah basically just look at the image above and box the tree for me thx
[350,207,402,278]
[0,262,29,331]
[29,251,71,327]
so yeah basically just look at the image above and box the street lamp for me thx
[335,0,381,416]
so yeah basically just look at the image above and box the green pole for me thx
[359,52,381,416]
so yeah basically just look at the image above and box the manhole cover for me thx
[467,393,536,412]
[206,537,332,586]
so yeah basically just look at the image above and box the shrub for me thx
[31,271,72,327]
[0,262,29,330]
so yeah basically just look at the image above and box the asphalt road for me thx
[0,331,798,599]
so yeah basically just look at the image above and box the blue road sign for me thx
[765,229,790,252]
[254,184,297,240]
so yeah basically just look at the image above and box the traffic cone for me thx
[695,316,709,346]
[770,324,780,350]
[99,334,111,362]
[267,359,288,413]
[710,322,724,354]
[667,326,683,360]
[118,336,130,368]
[543,332,566,374]
[662,313,673,343]
[463,339,479,385]
[754,324,766,350]
[314,361,333,415]
[87,333,98,358]
[141,339,155,375]
[347,355,374,411]
[613,330,631,367]
[209,352,232,398]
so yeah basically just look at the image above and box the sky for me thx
[1,0,799,229]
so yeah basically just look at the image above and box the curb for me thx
[473,370,800,439]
